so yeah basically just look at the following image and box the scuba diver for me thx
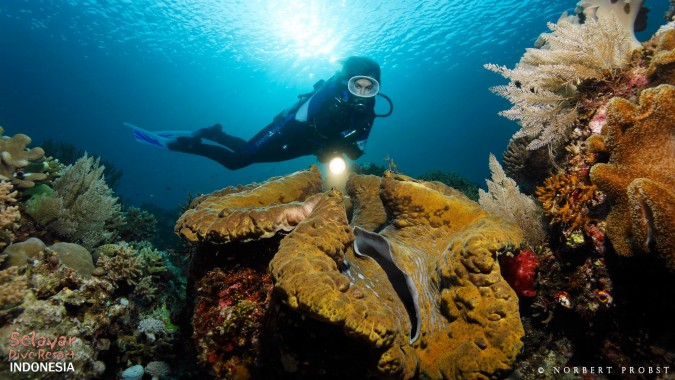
[125,56,393,170]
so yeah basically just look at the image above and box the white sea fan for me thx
[485,13,636,150]
[26,153,124,249]
[478,154,546,247]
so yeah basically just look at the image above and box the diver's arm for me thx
[344,143,365,160]
[316,148,334,163]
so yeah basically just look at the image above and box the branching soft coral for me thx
[485,14,637,150]
[95,243,142,286]
[479,154,547,247]
[536,172,602,233]
[119,206,157,243]
[26,153,124,249]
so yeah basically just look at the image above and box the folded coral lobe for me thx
[175,166,323,243]
[376,172,524,379]
[269,171,525,379]
[590,85,675,261]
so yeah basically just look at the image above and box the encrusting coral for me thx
[588,84,675,266]
[95,243,143,286]
[536,172,602,234]
[179,167,525,379]
[0,181,20,249]
[0,266,27,311]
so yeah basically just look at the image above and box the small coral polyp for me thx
[536,172,602,234]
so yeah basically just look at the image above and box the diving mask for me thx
[347,76,379,98]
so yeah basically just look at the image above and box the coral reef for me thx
[588,84,675,266]
[0,247,126,378]
[180,167,525,379]
[41,139,124,190]
[25,153,124,250]
[416,170,480,201]
[95,243,142,286]
[500,248,539,298]
[485,12,637,150]
[0,180,20,249]
[0,126,189,379]
[486,8,675,379]
[0,127,49,189]
[536,171,603,235]
[0,236,185,378]
[175,165,323,244]
[119,206,157,243]
[192,265,272,379]
[646,25,675,90]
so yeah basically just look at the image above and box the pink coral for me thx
[588,104,607,135]
[500,248,539,297]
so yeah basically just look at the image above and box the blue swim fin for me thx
[124,122,194,149]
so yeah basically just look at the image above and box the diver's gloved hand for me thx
[317,149,339,164]
[193,124,223,140]
[167,136,202,153]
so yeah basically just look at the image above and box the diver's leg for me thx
[167,138,252,170]
[194,124,247,152]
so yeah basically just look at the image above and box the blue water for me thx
[0,0,669,209]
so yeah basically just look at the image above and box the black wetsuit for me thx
[168,77,376,170]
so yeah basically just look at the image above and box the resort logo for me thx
[7,331,77,374]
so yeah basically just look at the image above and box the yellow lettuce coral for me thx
[589,84,675,266]
[178,168,525,379]
[270,172,525,379]
[345,174,386,231]
[378,173,524,379]
[175,165,323,243]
